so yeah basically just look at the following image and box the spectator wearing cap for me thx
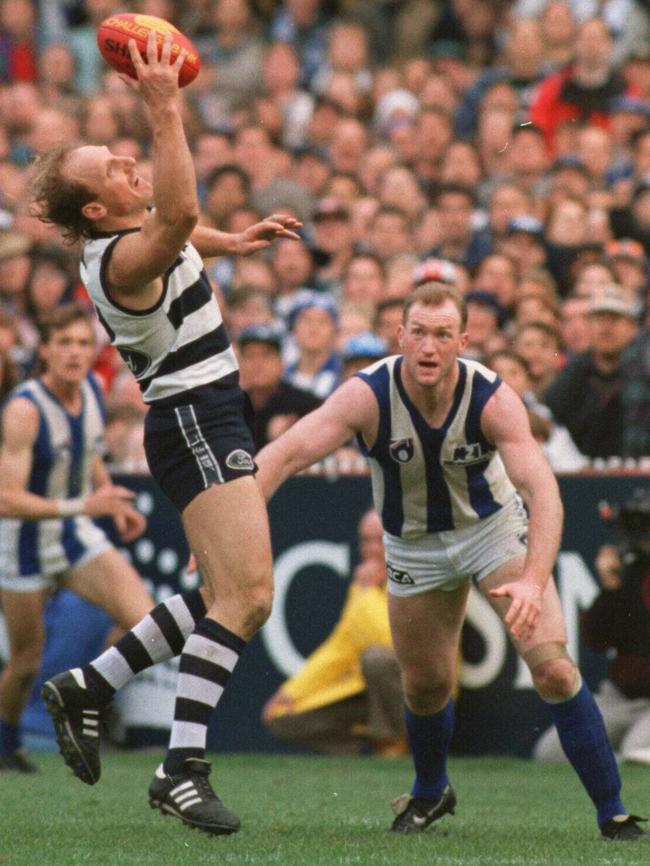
[608,95,650,156]
[284,291,342,399]
[463,290,508,363]
[341,330,388,381]
[310,197,355,290]
[545,284,641,457]
[499,215,548,275]
[547,155,591,211]
[428,184,492,270]
[529,17,643,156]
[237,322,322,451]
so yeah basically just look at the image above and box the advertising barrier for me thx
[10,472,649,756]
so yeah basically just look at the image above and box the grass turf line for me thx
[1,753,649,866]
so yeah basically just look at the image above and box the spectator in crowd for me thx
[262,509,406,757]
[530,17,642,155]
[202,164,251,232]
[463,290,507,363]
[621,323,650,458]
[309,196,356,289]
[454,17,545,140]
[237,321,321,450]
[487,348,588,473]
[339,252,386,306]
[559,293,592,358]
[499,216,548,275]
[471,253,519,319]
[284,291,341,399]
[340,330,388,381]
[428,185,491,270]
[374,297,403,354]
[535,489,650,764]
[512,320,564,396]
[545,285,641,458]
[605,238,649,305]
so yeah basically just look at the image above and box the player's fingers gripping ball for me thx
[97,13,200,87]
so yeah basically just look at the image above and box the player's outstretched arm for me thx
[255,376,377,501]
[191,214,302,259]
[481,382,564,639]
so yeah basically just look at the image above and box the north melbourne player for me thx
[255,282,649,842]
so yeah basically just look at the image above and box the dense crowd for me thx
[2,0,650,471]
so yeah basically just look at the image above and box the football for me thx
[97,13,200,88]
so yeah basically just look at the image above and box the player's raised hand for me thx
[122,31,186,106]
[234,215,303,256]
[490,578,543,642]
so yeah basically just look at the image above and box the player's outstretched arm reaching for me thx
[255,376,378,500]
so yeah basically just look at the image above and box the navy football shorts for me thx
[144,383,257,513]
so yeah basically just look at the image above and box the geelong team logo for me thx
[226,449,255,471]
[389,438,414,464]
[119,347,151,377]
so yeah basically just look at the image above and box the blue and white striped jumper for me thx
[0,375,111,588]
[356,355,518,541]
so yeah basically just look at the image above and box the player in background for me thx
[0,303,152,773]
[30,32,300,835]
[255,282,649,842]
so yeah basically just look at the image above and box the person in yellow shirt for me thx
[261,509,406,756]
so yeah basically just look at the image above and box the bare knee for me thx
[4,644,43,688]
[532,658,580,702]
[402,669,452,715]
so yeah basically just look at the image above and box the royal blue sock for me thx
[0,719,21,754]
[547,682,625,827]
[405,701,454,801]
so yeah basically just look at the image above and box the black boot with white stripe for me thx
[148,758,240,835]
[41,669,102,785]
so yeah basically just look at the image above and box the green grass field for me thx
[1,752,649,866]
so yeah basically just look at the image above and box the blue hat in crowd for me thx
[342,331,388,362]
[465,290,507,327]
[238,322,285,350]
[608,95,650,117]
[287,290,339,330]
[506,215,545,237]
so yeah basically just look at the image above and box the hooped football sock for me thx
[163,617,246,776]
[547,682,625,827]
[82,589,207,705]
[405,700,454,801]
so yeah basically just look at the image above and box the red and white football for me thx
[97,13,200,88]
